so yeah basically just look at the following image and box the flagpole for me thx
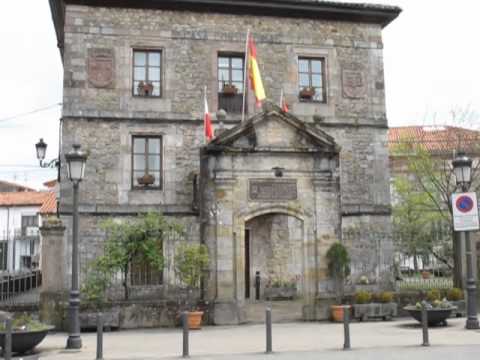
[204,85,208,146]
[241,29,250,123]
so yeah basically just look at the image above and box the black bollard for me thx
[255,271,261,301]
[96,313,104,360]
[4,317,12,360]
[343,306,351,350]
[421,305,429,346]
[182,312,189,358]
[266,307,272,354]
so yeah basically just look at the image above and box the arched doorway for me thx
[244,213,304,301]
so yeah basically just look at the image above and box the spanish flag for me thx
[248,33,266,107]
[204,87,213,141]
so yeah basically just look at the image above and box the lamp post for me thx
[35,138,59,168]
[65,144,88,349]
[452,151,479,330]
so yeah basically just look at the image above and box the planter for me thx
[449,300,466,318]
[137,174,155,186]
[221,84,238,96]
[0,326,54,355]
[299,87,315,100]
[137,81,154,96]
[331,305,349,322]
[265,287,297,300]
[187,311,204,330]
[353,303,397,321]
[80,309,120,330]
[404,306,456,326]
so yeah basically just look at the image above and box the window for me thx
[133,50,162,97]
[218,54,245,113]
[298,57,326,102]
[132,136,162,189]
[130,257,163,286]
[21,216,38,237]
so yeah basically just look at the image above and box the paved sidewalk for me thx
[30,317,480,359]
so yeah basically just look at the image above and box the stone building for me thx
[47,0,400,325]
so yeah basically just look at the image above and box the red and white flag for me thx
[204,88,214,141]
[280,89,289,112]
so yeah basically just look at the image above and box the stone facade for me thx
[47,1,400,325]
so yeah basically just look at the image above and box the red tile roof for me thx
[0,191,51,207]
[388,126,480,155]
[39,192,57,214]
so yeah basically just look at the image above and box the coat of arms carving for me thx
[87,48,115,88]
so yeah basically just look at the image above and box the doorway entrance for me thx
[244,213,304,301]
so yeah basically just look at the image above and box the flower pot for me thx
[137,81,154,96]
[222,84,238,96]
[331,305,348,322]
[0,326,54,355]
[421,271,430,279]
[187,311,204,330]
[299,87,315,100]
[404,306,455,326]
[137,174,155,186]
[265,286,297,300]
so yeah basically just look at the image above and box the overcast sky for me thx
[0,0,479,189]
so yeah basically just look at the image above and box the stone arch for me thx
[233,205,309,303]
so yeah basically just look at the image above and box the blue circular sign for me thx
[456,195,474,213]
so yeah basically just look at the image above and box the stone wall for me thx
[57,3,394,323]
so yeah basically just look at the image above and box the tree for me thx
[174,243,210,310]
[84,212,184,301]
[391,125,480,286]
[392,176,449,271]
[326,242,350,304]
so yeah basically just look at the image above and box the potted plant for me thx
[221,83,238,96]
[446,288,465,317]
[326,242,350,322]
[137,81,154,96]
[0,314,53,355]
[137,173,155,186]
[404,299,456,326]
[353,291,397,321]
[175,243,210,329]
[265,276,297,300]
[299,86,315,100]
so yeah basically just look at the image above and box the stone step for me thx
[244,300,304,323]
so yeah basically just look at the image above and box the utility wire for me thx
[0,103,62,123]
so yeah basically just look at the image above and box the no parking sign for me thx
[452,192,480,231]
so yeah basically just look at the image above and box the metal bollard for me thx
[255,272,261,301]
[96,313,104,360]
[421,305,429,346]
[4,317,12,360]
[343,306,351,350]
[265,307,272,354]
[182,312,189,358]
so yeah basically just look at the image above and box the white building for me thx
[0,183,56,273]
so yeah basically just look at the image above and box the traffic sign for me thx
[452,192,479,231]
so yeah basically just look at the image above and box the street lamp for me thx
[65,144,87,349]
[452,151,479,330]
[35,138,59,168]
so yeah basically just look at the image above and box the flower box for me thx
[353,302,397,321]
[265,286,297,301]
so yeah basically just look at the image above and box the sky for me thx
[0,0,479,189]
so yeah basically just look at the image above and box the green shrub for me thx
[425,289,441,302]
[446,288,464,301]
[378,291,394,303]
[354,290,372,304]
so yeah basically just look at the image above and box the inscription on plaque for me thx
[87,48,115,88]
[249,180,297,201]
[342,69,366,99]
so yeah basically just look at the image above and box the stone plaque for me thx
[342,69,366,99]
[249,179,297,201]
[87,48,115,88]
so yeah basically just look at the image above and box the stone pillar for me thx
[39,217,68,329]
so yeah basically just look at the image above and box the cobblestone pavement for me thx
[25,317,480,359]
